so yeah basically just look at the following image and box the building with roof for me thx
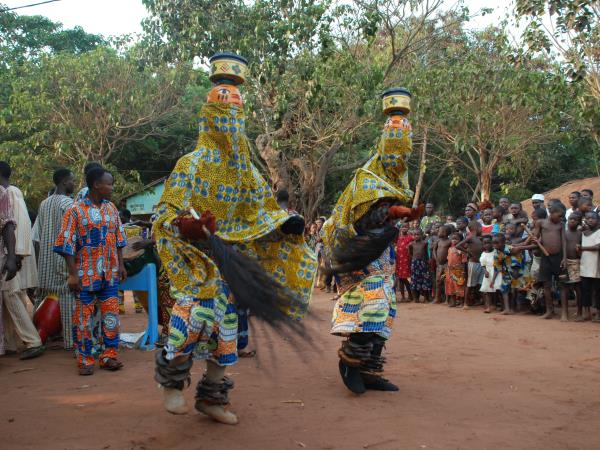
[123,177,166,219]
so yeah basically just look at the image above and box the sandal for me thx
[20,345,45,360]
[238,350,256,358]
[79,366,94,376]
[100,358,124,371]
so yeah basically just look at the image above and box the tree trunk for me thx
[255,111,297,200]
[412,129,428,208]
[255,132,293,199]
[479,171,492,202]
[292,141,341,220]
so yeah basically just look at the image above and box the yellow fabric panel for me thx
[323,116,414,249]
[152,102,315,320]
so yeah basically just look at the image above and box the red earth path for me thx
[1,290,600,450]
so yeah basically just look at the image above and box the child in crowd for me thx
[445,232,468,307]
[433,225,451,304]
[492,234,513,314]
[532,204,566,319]
[492,206,505,234]
[508,203,529,227]
[457,221,483,309]
[577,211,600,321]
[578,198,595,225]
[480,209,494,236]
[409,229,431,302]
[507,222,528,311]
[505,222,525,246]
[427,223,439,298]
[424,223,432,235]
[430,222,442,242]
[508,207,548,313]
[395,223,413,302]
[465,203,478,222]
[563,212,582,321]
[480,235,501,313]
[528,208,548,280]
[492,233,526,314]
[456,217,468,239]
[529,207,545,228]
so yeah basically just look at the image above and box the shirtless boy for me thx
[408,229,431,302]
[433,225,451,304]
[533,204,566,319]
[457,221,483,309]
[427,223,440,297]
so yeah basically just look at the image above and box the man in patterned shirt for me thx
[33,168,76,349]
[54,167,127,375]
[419,202,441,232]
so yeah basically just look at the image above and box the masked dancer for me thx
[323,88,421,394]
[152,53,315,424]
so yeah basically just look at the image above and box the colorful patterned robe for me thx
[153,101,316,364]
[327,114,414,339]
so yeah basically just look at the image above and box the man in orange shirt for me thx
[54,167,127,375]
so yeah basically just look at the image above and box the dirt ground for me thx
[1,290,600,450]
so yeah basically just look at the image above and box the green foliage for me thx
[1,43,199,207]
[515,0,599,159]
[0,6,104,68]
[1,1,599,217]
[399,27,578,204]
[516,0,598,76]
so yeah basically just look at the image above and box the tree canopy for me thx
[0,1,598,216]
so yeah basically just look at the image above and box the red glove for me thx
[388,205,412,219]
[388,203,425,222]
[172,210,217,240]
[388,204,425,221]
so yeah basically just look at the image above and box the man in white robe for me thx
[0,161,44,359]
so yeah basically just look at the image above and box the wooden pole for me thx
[412,128,428,208]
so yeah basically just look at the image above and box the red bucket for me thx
[33,295,61,344]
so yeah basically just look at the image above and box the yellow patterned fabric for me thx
[153,102,315,320]
[123,224,144,239]
[323,115,414,249]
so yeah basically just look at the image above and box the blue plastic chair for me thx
[120,263,158,350]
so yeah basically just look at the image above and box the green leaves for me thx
[1,43,199,207]
[0,9,104,69]
[2,1,597,216]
